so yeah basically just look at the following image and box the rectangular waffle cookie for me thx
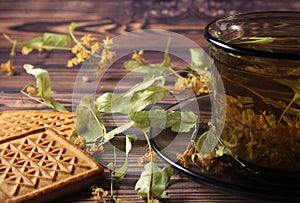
[0,128,104,203]
[0,110,75,142]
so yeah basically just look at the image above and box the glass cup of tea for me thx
[205,12,300,171]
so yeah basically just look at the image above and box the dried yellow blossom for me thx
[71,57,80,66]
[91,186,108,201]
[26,86,37,95]
[132,50,145,65]
[76,51,89,63]
[82,75,91,82]
[102,36,114,49]
[91,42,101,53]
[138,151,158,164]
[74,136,86,149]
[221,95,300,171]
[88,145,104,155]
[81,34,96,47]
[174,77,188,92]
[71,44,82,54]
[174,73,209,96]
[97,49,117,72]
[98,57,108,70]
[21,46,32,55]
[1,60,16,76]
[186,74,208,95]
[102,49,116,61]
[67,59,74,68]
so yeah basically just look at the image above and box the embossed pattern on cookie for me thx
[0,111,75,142]
[0,128,103,203]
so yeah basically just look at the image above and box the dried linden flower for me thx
[1,60,16,76]
[81,34,96,47]
[174,77,188,92]
[91,42,101,53]
[138,151,158,164]
[82,76,91,83]
[132,50,146,65]
[74,136,86,149]
[71,44,82,54]
[67,59,74,68]
[102,36,114,49]
[21,46,32,55]
[91,186,108,201]
[26,86,37,95]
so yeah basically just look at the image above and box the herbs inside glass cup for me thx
[204,11,300,171]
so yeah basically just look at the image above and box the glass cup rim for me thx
[204,11,300,60]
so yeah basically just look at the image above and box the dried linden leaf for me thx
[96,76,169,114]
[74,96,106,146]
[129,110,198,132]
[113,135,134,180]
[20,33,70,54]
[135,162,173,200]
[23,64,67,112]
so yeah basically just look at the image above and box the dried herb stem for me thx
[143,131,153,202]
[278,95,296,123]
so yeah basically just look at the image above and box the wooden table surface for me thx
[1,1,300,202]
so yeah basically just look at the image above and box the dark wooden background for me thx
[1,0,300,202]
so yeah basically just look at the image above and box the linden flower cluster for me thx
[174,70,211,96]
[67,35,116,73]
[91,186,131,203]
[97,36,117,74]
[1,60,16,76]
[1,40,16,76]
[132,50,146,65]
[91,186,109,202]
[138,151,158,164]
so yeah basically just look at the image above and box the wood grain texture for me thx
[1,0,300,202]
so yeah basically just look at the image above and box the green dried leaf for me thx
[161,38,171,68]
[162,51,171,68]
[129,110,198,132]
[113,160,128,180]
[96,77,169,114]
[69,22,77,34]
[123,60,142,71]
[123,60,172,86]
[195,124,219,156]
[189,48,210,74]
[23,64,67,112]
[107,162,115,172]
[195,123,238,160]
[44,97,69,112]
[130,85,169,111]
[74,96,105,146]
[24,64,51,98]
[20,32,70,54]
[104,121,134,142]
[135,162,173,200]
[113,135,133,180]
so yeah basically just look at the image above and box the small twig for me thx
[20,84,45,105]
[261,112,272,128]
[278,95,296,124]
[143,131,153,202]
